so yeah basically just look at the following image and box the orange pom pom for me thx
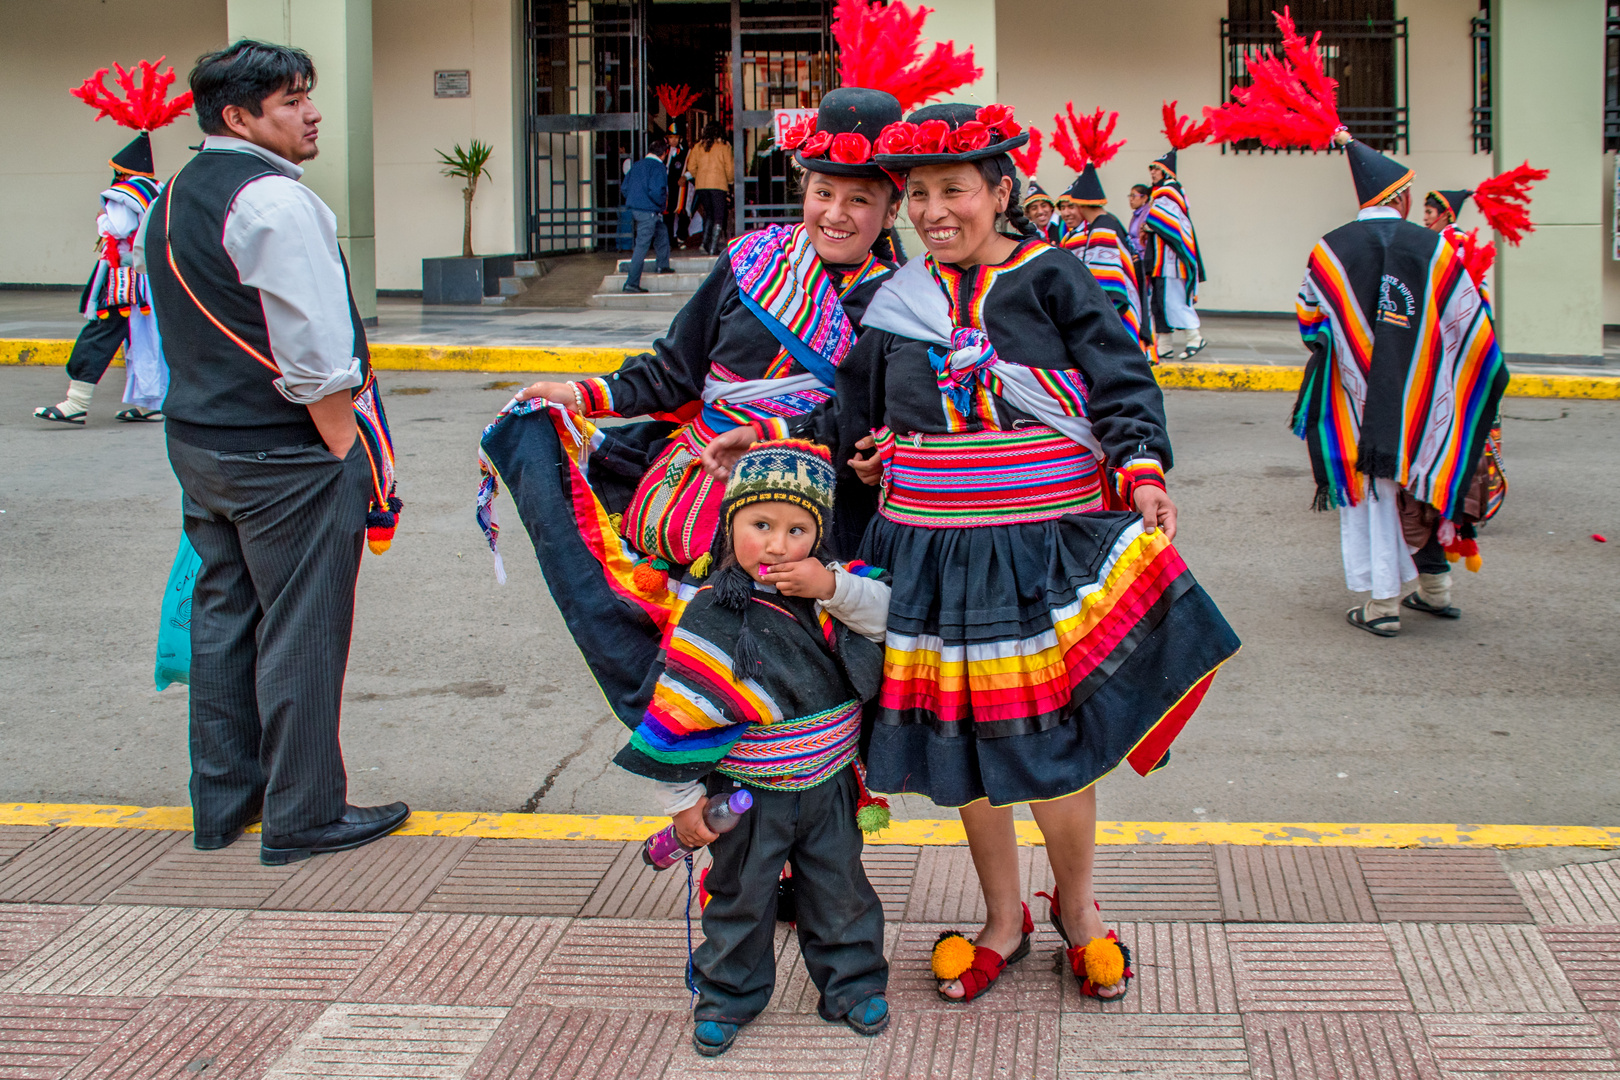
[631,561,668,592]
[1083,936,1126,988]
[367,538,392,555]
[1445,549,1461,563]
[1465,553,1483,572]
[931,933,976,981]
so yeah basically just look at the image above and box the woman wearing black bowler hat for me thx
[708,98,1241,1007]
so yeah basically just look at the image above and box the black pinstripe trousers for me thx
[166,434,369,838]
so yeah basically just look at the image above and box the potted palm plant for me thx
[422,140,515,304]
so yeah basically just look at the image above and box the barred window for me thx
[1221,0,1408,153]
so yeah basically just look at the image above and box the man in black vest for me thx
[138,40,408,864]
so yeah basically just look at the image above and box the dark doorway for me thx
[522,0,835,255]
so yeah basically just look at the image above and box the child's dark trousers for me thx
[692,765,888,1025]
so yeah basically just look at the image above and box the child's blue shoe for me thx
[693,1020,739,1056]
[845,995,890,1036]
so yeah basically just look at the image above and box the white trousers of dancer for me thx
[1156,251,1199,329]
[1339,478,1417,599]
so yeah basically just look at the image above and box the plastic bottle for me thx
[641,789,754,870]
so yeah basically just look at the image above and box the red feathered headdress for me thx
[1470,162,1549,246]
[71,58,193,132]
[832,0,983,113]
[1162,100,1212,150]
[1203,7,1341,150]
[1453,227,1496,291]
[1008,126,1044,178]
[654,83,702,120]
[1051,104,1124,171]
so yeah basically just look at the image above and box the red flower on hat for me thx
[876,121,917,155]
[801,130,834,156]
[778,114,817,151]
[912,119,951,154]
[976,104,1021,139]
[950,121,991,152]
[829,131,872,163]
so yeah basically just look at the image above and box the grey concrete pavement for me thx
[2,365,1617,826]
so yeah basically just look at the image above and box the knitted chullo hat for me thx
[711,440,838,682]
[721,439,837,539]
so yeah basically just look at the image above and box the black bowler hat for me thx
[1426,188,1473,221]
[1060,164,1106,206]
[1345,138,1414,208]
[110,132,155,177]
[871,101,1029,168]
[787,87,903,179]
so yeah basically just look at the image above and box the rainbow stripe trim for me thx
[875,426,1104,528]
[880,523,1189,728]
[1112,457,1166,504]
[575,378,614,416]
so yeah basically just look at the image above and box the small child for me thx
[613,440,892,1057]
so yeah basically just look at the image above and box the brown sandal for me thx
[931,902,1034,1003]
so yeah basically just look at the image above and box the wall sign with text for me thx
[435,70,471,99]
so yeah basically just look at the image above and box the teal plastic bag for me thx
[154,532,201,691]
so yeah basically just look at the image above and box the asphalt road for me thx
[2,365,1616,826]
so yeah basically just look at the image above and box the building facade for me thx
[1,0,1610,359]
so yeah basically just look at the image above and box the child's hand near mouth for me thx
[761,558,837,600]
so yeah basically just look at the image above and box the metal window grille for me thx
[523,0,648,254]
[1472,6,1491,154]
[1220,0,1408,154]
[729,2,835,233]
[1607,2,1620,150]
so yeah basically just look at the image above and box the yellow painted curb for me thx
[1153,362,1304,393]
[365,343,632,374]
[6,338,1618,399]
[2,803,1616,849]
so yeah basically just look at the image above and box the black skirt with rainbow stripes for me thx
[858,429,1241,808]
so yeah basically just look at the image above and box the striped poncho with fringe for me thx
[1293,212,1508,519]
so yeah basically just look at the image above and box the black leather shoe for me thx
[621,284,648,294]
[260,802,410,865]
[194,813,261,851]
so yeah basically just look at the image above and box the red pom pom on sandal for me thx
[1036,888,1134,1000]
[931,901,1034,1003]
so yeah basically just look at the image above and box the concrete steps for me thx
[591,255,715,310]
[480,259,548,306]
[614,256,715,274]
[590,290,694,312]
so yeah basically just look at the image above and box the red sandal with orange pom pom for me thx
[930,902,1034,1003]
[1036,889,1133,1000]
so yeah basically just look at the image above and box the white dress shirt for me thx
[135,135,362,405]
[1357,204,1403,221]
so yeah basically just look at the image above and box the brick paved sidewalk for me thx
[2,825,1619,1079]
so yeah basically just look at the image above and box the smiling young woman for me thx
[717,99,1242,1008]
[477,86,910,741]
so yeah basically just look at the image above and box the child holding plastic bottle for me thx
[612,440,893,1057]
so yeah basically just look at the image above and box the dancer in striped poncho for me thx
[1292,133,1509,636]
[615,440,894,1056]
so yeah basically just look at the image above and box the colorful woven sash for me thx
[728,223,873,381]
[715,699,863,791]
[874,425,1104,528]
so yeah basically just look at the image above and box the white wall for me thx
[0,0,228,284]
[372,0,522,290]
[996,0,1494,313]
